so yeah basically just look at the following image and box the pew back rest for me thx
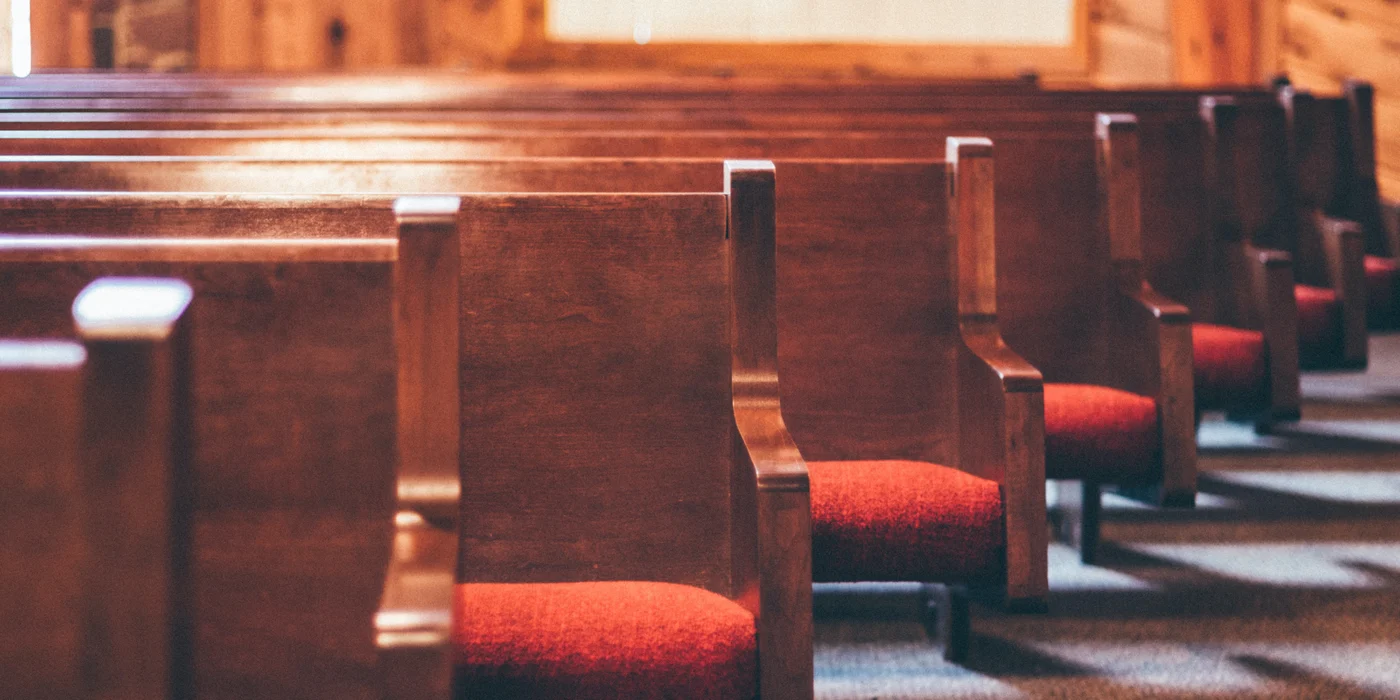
[445,194,739,594]
[0,237,398,700]
[0,157,965,467]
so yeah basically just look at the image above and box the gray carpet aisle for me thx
[812,335,1400,699]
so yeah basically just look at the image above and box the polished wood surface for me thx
[1097,115,1196,504]
[397,189,812,697]
[948,138,1047,605]
[0,340,85,700]
[0,237,404,699]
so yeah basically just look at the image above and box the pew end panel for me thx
[947,138,1048,608]
[1342,80,1393,258]
[419,192,810,698]
[1317,214,1369,369]
[1241,245,1303,422]
[1096,114,1197,508]
[73,277,196,700]
[0,234,414,700]
[0,340,86,699]
[726,161,815,699]
[380,196,466,700]
[1200,98,1306,422]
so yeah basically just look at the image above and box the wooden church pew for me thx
[0,151,1050,658]
[0,93,1304,429]
[0,125,1193,566]
[395,183,815,698]
[1202,96,1368,372]
[0,278,194,700]
[0,230,453,699]
[1320,81,1400,331]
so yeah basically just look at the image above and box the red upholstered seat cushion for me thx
[453,581,756,699]
[1365,255,1398,327]
[1192,323,1270,412]
[1044,383,1160,483]
[808,460,1004,583]
[1295,284,1342,368]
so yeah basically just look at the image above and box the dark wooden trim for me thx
[1097,114,1196,509]
[1244,245,1302,422]
[380,196,462,699]
[726,161,814,700]
[0,340,86,697]
[1318,214,1369,369]
[392,196,462,527]
[947,137,1048,608]
[73,277,195,700]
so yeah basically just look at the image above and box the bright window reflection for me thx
[549,0,1075,46]
[11,0,29,77]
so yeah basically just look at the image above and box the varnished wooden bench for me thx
[0,230,453,700]
[0,123,1189,564]
[1,278,193,699]
[0,151,1050,658]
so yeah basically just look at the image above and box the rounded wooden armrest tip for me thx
[1251,247,1292,267]
[73,277,193,341]
[394,195,461,225]
[1095,112,1138,133]
[1199,95,1238,118]
[947,137,994,161]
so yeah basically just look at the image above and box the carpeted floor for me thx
[813,335,1400,699]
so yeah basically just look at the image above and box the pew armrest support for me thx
[1241,245,1302,421]
[957,321,1047,607]
[375,511,456,700]
[1319,215,1369,368]
[1112,283,1196,506]
[1382,198,1400,262]
[734,406,813,700]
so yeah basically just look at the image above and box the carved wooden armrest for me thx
[1240,244,1302,420]
[734,405,813,700]
[1113,281,1196,507]
[1318,215,1368,368]
[957,323,1046,608]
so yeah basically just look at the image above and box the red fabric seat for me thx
[1192,323,1270,413]
[453,581,756,699]
[1044,383,1160,483]
[808,460,1004,583]
[1295,284,1342,368]
[1365,255,1398,327]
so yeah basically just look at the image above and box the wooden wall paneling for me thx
[1172,0,1258,85]
[1091,0,1173,86]
[32,0,94,68]
[196,0,260,69]
[260,0,326,70]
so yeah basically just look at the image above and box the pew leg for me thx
[921,583,971,663]
[1051,480,1102,565]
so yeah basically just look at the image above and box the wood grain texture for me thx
[1096,114,1196,505]
[0,343,85,700]
[726,161,813,700]
[452,194,735,590]
[393,196,462,526]
[948,138,1047,607]
[74,277,194,700]
[0,239,398,700]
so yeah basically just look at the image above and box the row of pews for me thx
[2,72,1396,699]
